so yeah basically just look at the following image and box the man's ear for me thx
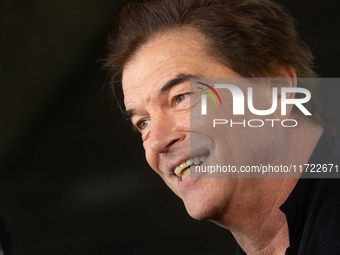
[273,64,297,120]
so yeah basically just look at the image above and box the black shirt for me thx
[0,216,11,255]
[236,132,340,255]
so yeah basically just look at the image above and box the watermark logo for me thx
[200,84,311,116]
[196,82,222,115]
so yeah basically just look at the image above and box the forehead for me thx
[123,27,210,77]
[121,28,216,109]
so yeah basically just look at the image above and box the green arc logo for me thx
[196,82,223,106]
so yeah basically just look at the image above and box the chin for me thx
[183,198,222,221]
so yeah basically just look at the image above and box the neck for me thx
[213,116,323,254]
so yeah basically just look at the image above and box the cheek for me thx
[144,141,181,198]
[144,141,162,175]
[174,111,190,131]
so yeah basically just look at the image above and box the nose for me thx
[149,113,184,154]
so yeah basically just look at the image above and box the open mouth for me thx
[174,154,209,180]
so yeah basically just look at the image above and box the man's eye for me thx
[137,119,150,130]
[174,94,188,104]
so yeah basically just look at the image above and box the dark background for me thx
[0,0,339,254]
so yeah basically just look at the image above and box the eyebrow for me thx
[123,73,199,121]
[160,73,199,93]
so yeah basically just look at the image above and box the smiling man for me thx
[105,0,340,254]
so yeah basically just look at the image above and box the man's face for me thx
[122,28,287,221]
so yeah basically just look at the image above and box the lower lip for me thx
[176,174,196,190]
[176,167,200,188]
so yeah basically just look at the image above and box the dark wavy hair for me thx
[105,0,330,128]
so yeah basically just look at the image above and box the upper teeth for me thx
[174,154,208,179]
